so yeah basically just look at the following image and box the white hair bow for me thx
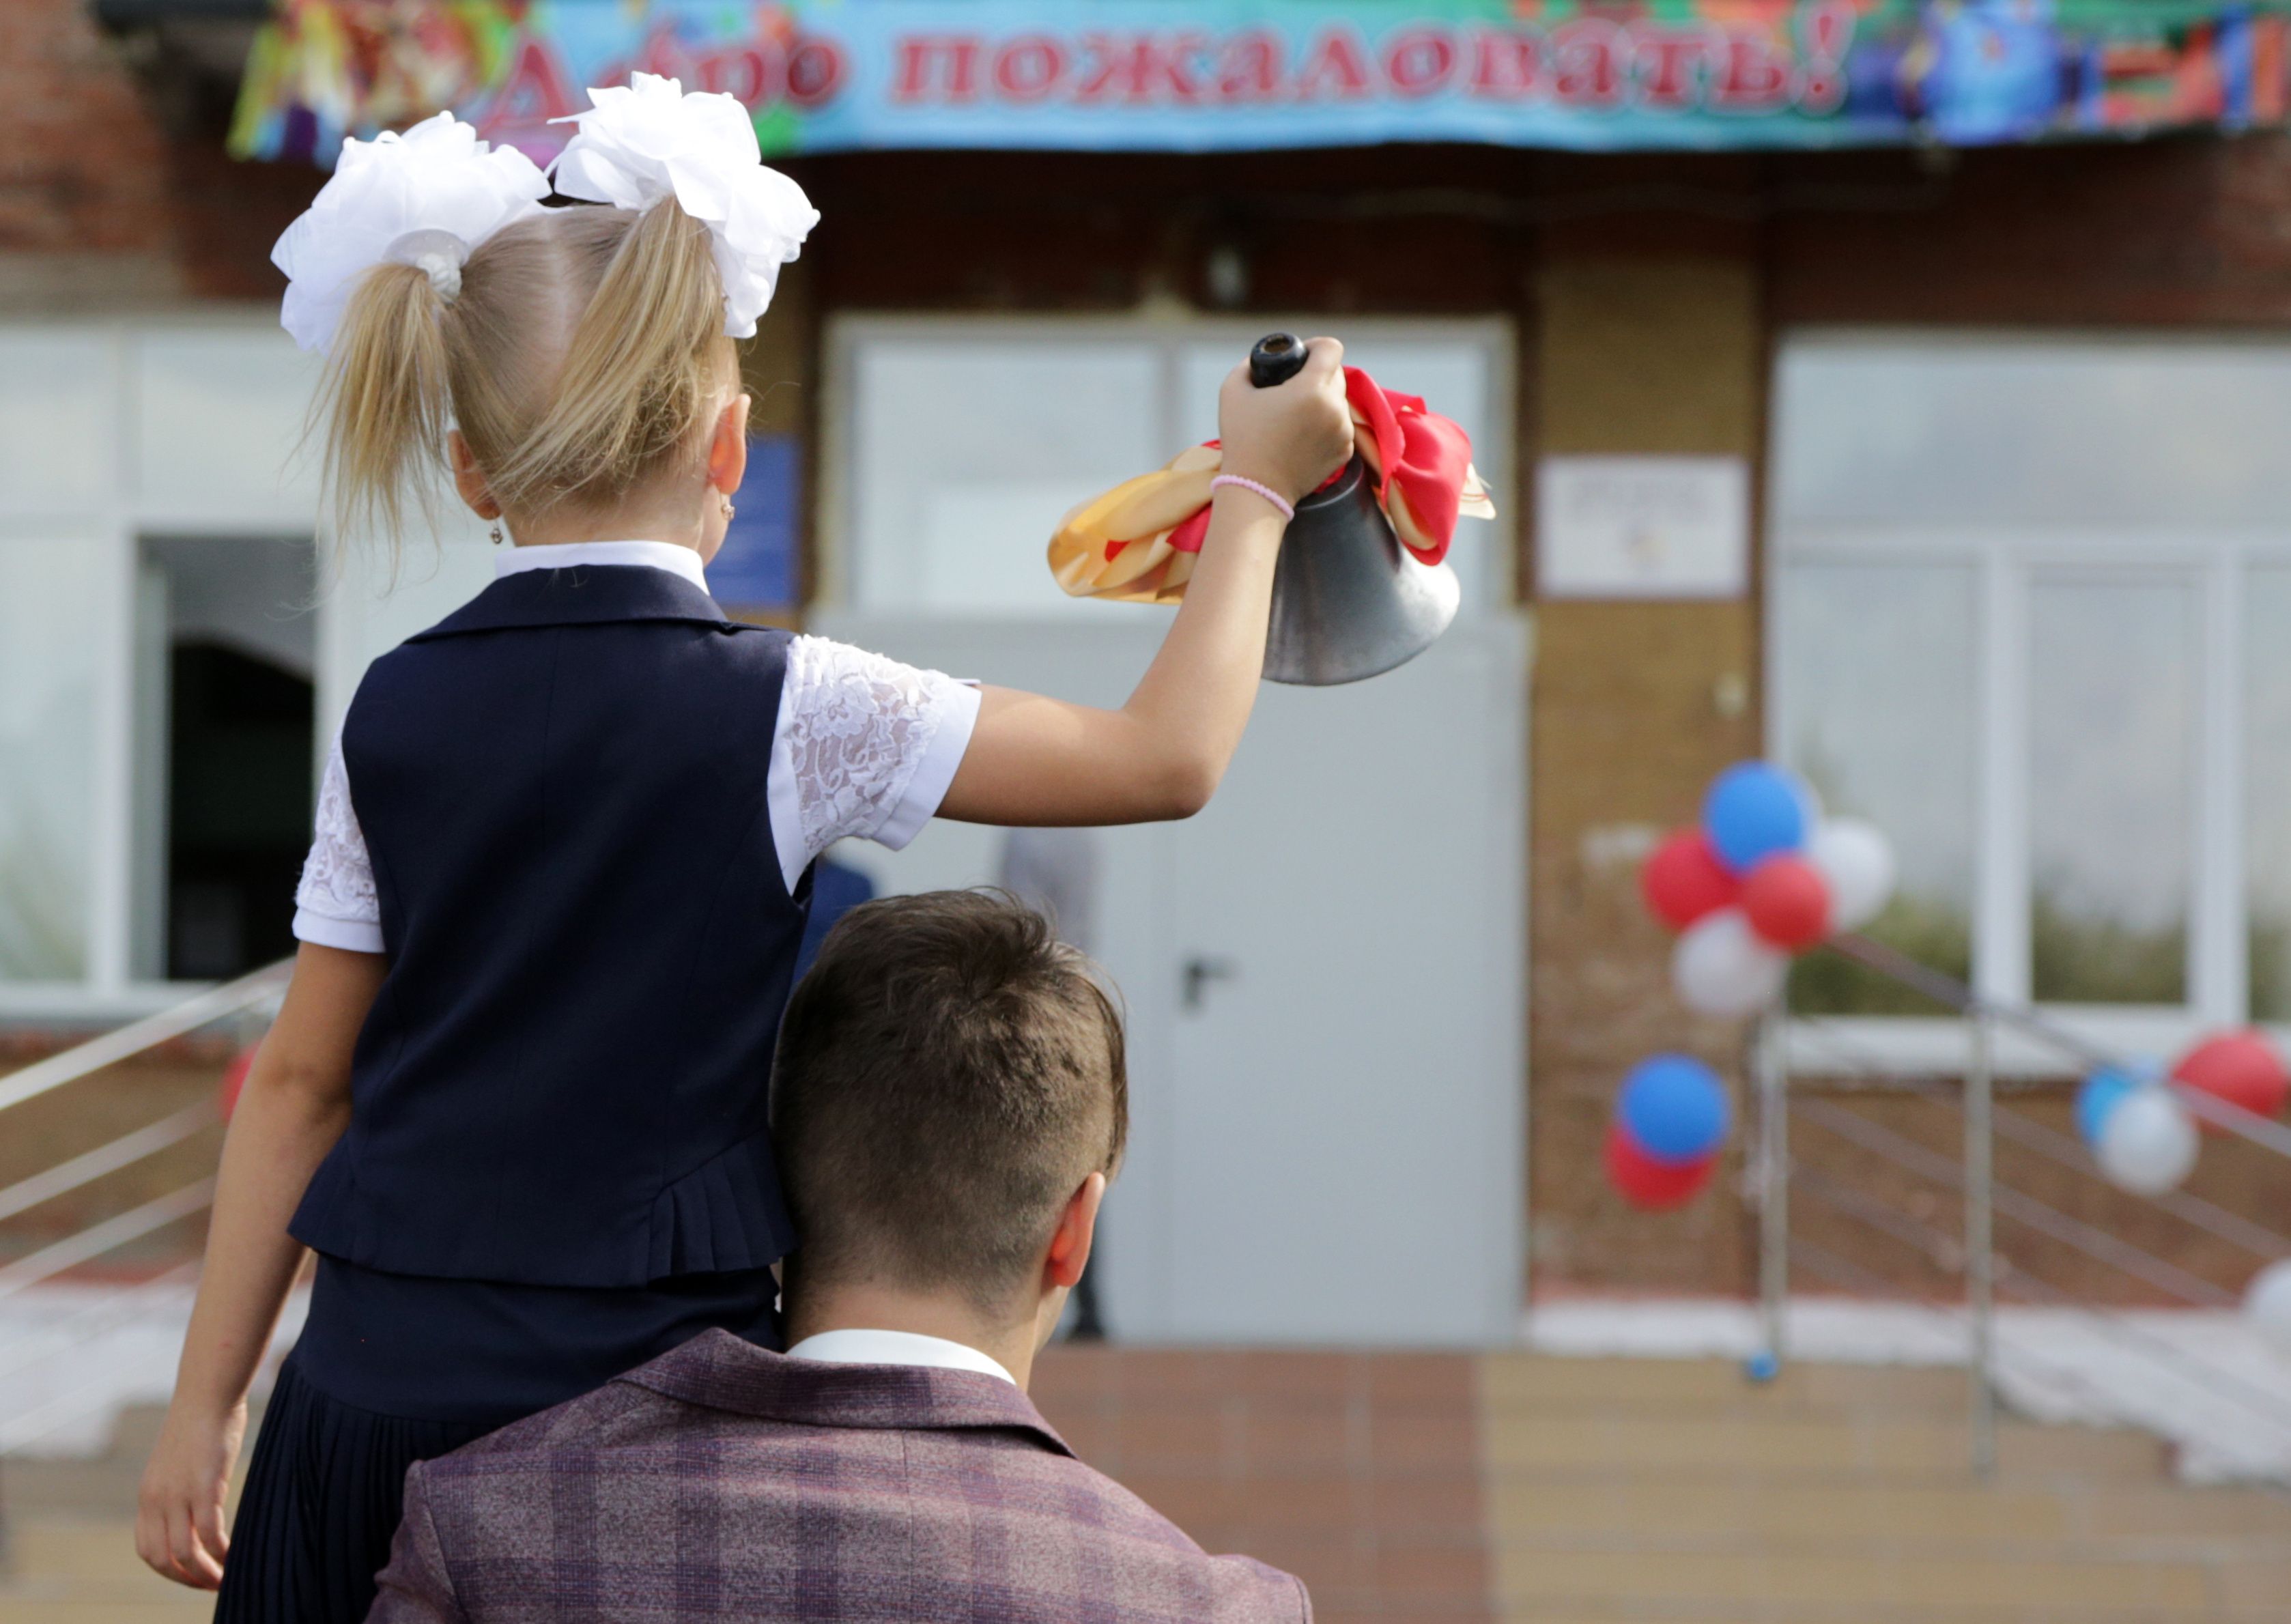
[272,113,550,356]
[550,73,820,339]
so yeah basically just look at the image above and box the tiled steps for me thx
[0,1406,223,1623]
[1477,1355,2291,1624]
[0,1520,212,1622]
[5,1356,2287,1623]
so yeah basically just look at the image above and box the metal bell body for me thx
[1262,457,1462,686]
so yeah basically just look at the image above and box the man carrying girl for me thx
[136,74,1351,1621]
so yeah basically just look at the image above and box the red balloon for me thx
[1605,1122,1717,1210]
[1642,829,1739,932]
[218,1044,259,1122]
[2172,1031,2289,1132]
[1741,855,1832,951]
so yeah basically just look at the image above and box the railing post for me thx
[1965,1005,1997,1477]
[1756,1010,1789,1374]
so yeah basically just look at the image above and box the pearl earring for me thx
[489,523,504,545]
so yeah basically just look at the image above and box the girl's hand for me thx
[1214,335,1354,506]
[135,1391,245,1588]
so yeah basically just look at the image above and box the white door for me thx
[811,614,1527,1346]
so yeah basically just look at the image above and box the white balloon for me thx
[1809,819,1897,932]
[2094,1088,2200,1195]
[2246,1258,2291,1354]
[1673,909,1789,1018]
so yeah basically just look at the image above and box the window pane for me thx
[1778,562,1976,1014]
[0,536,103,980]
[2249,567,2291,1023]
[1776,343,2291,531]
[2029,573,2195,1005]
[845,339,1163,616]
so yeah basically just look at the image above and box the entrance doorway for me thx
[133,537,317,982]
[814,614,1528,1346]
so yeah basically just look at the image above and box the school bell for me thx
[1249,332,1462,687]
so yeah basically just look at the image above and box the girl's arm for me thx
[136,943,384,1590]
[938,339,1354,827]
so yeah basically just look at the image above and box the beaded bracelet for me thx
[1208,474,1296,522]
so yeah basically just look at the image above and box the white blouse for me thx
[291,541,981,955]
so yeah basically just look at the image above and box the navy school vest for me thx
[290,565,807,1287]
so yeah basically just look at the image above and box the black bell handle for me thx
[1248,332,1309,389]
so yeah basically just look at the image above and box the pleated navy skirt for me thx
[215,1255,780,1624]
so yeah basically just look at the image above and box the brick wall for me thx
[0,0,315,311]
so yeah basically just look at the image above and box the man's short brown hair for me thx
[771,889,1128,1311]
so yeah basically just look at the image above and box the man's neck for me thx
[785,1282,1044,1391]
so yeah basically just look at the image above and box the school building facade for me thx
[5,0,2291,1338]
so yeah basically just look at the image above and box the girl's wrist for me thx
[1208,474,1295,523]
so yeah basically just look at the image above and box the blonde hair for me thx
[318,201,738,556]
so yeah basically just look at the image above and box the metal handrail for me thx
[0,1180,216,1308]
[0,958,289,1118]
[0,1259,205,1457]
[1759,936,2291,1477]
[1791,1161,2291,1437]
[0,969,284,1475]
[1793,1014,2291,1270]
[1826,933,2291,1159]
[0,1259,201,1388]
[0,1102,218,1225]
[1794,1092,2241,1308]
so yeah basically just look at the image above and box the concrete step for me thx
[0,1405,180,1526]
[0,1518,210,1622]
[1482,1409,2168,1483]
[1490,1477,2291,1553]
[1482,1354,1976,1416]
[1484,1466,2291,1557]
[1491,1541,2223,1616]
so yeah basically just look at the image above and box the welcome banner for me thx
[231,1,2291,166]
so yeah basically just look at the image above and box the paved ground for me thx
[9,1349,2288,1623]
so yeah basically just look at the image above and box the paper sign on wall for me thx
[1536,456,1749,600]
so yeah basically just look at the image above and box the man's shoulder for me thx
[911,1431,1312,1621]
[414,1374,674,1481]
[402,1339,1311,1623]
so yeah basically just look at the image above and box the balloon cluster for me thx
[2075,1031,2289,1196]
[1643,763,1898,1018]
[1606,1054,1731,1210]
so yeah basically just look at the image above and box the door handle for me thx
[1182,956,1237,1010]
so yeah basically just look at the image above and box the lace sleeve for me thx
[293,735,385,954]
[773,636,982,877]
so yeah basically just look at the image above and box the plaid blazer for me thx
[367,1329,1311,1623]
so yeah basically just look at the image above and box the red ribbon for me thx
[1127,366,1476,567]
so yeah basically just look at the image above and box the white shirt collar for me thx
[494,539,709,593]
[786,1328,1017,1387]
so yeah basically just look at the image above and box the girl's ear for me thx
[449,431,502,520]
[708,393,752,496]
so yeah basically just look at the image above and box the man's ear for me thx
[448,431,502,520]
[1044,1171,1106,1292]
[708,392,752,496]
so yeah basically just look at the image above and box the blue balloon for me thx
[2075,1064,2154,1148]
[1618,1054,1732,1163]
[1702,762,1812,874]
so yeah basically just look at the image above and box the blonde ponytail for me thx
[483,201,730,512]
[318,261,455,554]
[313,201,738,566]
